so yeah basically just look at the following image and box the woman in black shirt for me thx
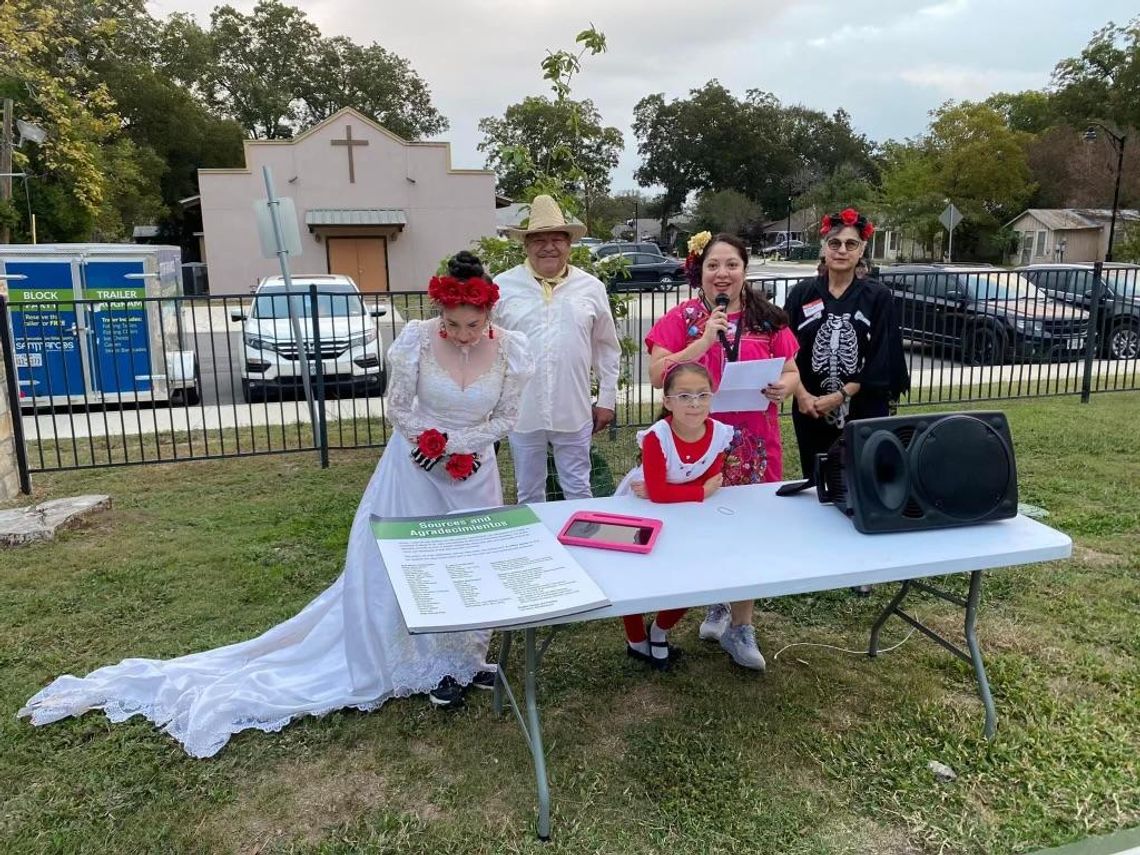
[784,208,909,479]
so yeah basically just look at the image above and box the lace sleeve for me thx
[445,330,535,454]
[385,321,435,443]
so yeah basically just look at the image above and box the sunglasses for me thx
[665,392,714,405]
[826,238,863,252]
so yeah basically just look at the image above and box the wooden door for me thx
[327,237,388,292]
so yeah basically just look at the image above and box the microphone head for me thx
[714,293,729,310]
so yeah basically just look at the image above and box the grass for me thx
[2,394,1139,854]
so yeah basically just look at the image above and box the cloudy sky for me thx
[147,0,1136,191]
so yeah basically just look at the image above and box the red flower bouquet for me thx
[416,428,448,459]
[445,453,477,481]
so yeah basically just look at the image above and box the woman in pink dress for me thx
[643,232,799,671]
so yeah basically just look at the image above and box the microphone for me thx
[713,293,733,358]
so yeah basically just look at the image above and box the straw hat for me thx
[505,194,587,242]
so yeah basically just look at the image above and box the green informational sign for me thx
[371,506,539,540]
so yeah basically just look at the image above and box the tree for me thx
[928,101,1034,223]
[476,26,612,224]
[0,0,122,218]
[877,141,945,254]
[175,0,447,141]
[297,37,448,139]
[690,189,761,235]
[794,163,877,223]
[985,91,1056,134]
[478,97,622,200]
[1052,18,1140,133]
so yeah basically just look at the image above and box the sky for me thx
[146,0,1137,193]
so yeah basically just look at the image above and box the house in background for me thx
[197,107,497,294]
[1004,208,1140,264]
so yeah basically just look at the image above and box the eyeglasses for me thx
[665,392,714,405]
[826,238,862,252]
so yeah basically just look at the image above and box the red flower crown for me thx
[427,275,500,309]
[820,208,875,241]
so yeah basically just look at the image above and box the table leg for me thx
[865,571,997,740]
[525,627,552,840]
[965,570,997,740]
[493,630,514,717]
[868,580,911,657]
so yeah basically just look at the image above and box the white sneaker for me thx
[698,603,731,641]
[719,624,766,672]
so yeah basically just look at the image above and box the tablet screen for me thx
[565,519,654,546]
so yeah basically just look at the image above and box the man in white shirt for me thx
[493,195,622,504]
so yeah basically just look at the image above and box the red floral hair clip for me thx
[427,275,500,309]
[820,208,875,241]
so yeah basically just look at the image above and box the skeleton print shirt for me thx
[784,275,904,419]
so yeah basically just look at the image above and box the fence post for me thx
[1079,261,1105,404]
[0,295,32,494]
[308,284,329,468]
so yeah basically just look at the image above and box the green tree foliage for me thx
[1052,18,1140,133]
[476,26,612,227]
[690,189,762,236]
[187,2,447,141]
[984,91,1056,134]
[633,81,875,236]
[478,97,622,201]
[794,163,877,222]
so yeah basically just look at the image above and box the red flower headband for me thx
[820,208,875,241]
[427,275,500,309]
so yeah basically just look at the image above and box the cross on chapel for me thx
[331,125,369,183]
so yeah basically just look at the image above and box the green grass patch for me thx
[2,394,1139,853]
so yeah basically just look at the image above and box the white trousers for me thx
[509,424,594,504]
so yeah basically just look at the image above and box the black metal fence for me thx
[1,263,1136,484]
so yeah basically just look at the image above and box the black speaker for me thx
[814,411,1018,533]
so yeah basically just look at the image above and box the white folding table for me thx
[438,483,1073,839]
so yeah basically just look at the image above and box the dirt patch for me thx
[1072,545,1120,568]
[198,748,443,852]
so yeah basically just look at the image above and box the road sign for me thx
[939,203,963,232]
[254,195,303,259]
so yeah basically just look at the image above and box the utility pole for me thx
[1,99,13,244]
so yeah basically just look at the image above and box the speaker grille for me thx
[902,497,925,519]
[893,425,917,448]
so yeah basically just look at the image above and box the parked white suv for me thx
[230,275,387,403]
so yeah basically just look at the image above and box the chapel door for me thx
[327,237,389,292]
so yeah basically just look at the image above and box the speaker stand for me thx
[867,570,997,740]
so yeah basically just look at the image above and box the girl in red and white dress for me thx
[615,361,734,670]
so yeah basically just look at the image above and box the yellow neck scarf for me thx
[525,260,570,301]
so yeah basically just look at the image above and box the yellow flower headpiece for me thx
[687,231,712,257]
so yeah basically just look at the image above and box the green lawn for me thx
[1,394,1138,854]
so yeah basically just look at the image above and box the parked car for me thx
[572,237,604,249]
[760,238,806,257]
[593,241,664,260]
[1017,263,1140,361]
[230,274,387,403]
[602,252,686,292]
[878,265,1089,365]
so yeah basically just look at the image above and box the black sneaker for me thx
[428,676,466,709]
[470,670,497,691]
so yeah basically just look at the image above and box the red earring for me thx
[488,325,495,339]
[438,325,448,339]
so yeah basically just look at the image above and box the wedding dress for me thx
[19,319,533,758]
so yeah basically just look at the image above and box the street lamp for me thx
[1083,123,1127,262]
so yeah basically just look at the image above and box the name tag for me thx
[803,299,824,319]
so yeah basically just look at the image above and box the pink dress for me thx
[645,297,799,483]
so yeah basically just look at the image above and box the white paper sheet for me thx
[710,357,786,413]
[372,505,610,632]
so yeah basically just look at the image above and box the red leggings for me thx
[622,609,688,643]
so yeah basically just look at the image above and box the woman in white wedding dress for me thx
[19,252,534,758]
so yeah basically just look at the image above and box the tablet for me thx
[557,511,662,554]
